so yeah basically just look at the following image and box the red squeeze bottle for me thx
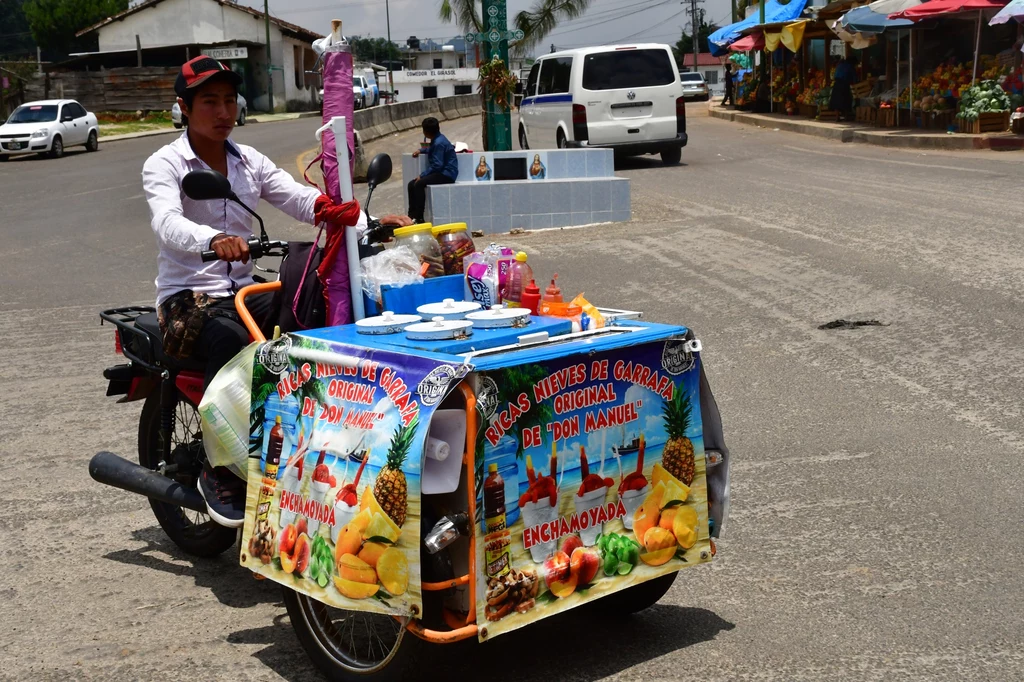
[521,279,541,316]
[543,274,563,303]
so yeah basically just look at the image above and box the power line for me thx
[610,7,689,43]
[545,0,677,39]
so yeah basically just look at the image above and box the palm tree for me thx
[440,0,593,56]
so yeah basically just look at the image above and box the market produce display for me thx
[957,79,1012,121]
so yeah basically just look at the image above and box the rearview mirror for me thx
[366,153,392,190]
[182,169,235,201]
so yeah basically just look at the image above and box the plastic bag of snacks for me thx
[360,245,424,308]
[464,244,514,307]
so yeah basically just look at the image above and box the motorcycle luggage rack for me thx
[100,306,165,376]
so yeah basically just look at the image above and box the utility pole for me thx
[684,0,705,71]
[385,0,394,101]
[264,0,274,113]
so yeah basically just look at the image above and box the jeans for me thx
[193,292,273,389]
[408,172,455,222]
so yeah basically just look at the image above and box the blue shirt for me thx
[424,133,459,181]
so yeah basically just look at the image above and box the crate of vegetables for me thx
[876,105,895,127]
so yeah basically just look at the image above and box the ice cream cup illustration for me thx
[307,480,330,535]
[331,500,358,544]
[574,486,608,546]
[278,461,303,528]
[620,484,650,531]
[521,497,559,563]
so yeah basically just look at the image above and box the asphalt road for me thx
[2,109,1024,680]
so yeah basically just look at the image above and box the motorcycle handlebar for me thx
[200,238,288,263]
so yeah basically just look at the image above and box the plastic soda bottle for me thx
[504,252,534,307]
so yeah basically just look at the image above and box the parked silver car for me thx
[680,72,710,102]
[171,93,247,128]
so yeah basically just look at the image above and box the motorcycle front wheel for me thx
[282,587,416,681]
[138,390,237,558]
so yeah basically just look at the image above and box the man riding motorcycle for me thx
[142,56,367,528]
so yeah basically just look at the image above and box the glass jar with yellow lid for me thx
[431,223,475,275]
[393,223,444,278]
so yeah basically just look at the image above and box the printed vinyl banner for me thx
[474,340,711,639]
[240,333,464,616]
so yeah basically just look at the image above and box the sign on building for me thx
[202,47,248,60]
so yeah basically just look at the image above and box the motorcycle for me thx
[90,150,728,681]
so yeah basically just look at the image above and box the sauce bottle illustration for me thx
[483,463,511,578]
[256,416,285,523]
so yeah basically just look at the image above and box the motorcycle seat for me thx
[133,312,206,373]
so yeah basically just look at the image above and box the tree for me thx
[439,0,593,57]
[22,0,127,59]
[348,36,402,66]
[0,0,36,59]
[674,20,721,69]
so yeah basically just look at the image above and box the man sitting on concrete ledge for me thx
[408,117,458,223]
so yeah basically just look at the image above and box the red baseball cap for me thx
[175,56,242,97]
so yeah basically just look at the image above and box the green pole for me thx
[264,0,274,113]
[483,0,512,151]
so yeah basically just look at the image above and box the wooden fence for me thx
[23,67,178,112]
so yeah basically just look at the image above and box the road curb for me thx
[98,111,322,144]
[99,128,181,143]
[709,107,1024,151]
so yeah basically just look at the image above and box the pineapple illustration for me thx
[373,418,417,527]
[661,383,695,485]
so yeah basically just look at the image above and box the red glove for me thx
[314,194,361,227]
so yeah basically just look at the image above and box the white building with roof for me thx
[75,0,321,112]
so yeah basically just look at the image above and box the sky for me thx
[239,0,737,58]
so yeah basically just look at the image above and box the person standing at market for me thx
[721,63,735,107]
[142,56,364,528]
[408,116,458,223]
[829,56,857,119]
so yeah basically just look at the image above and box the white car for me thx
[0,99,99,160]
[680,72,710,101]
[353,76,371,110]
[517,43,687,165]
[171,92,247,129]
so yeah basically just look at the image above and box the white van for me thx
[517,43,687,164]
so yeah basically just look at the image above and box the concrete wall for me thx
[353,93,480,143]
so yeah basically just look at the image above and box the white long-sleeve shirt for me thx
[143,132,321,305]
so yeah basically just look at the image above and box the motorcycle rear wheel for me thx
[282,587,415,681]
[138,390,237,558]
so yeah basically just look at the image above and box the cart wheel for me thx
[283,587,417,681]
[595,572,676,616]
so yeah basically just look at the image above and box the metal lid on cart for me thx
[405,316,474,340]
[416,298,481,320]
[355,311,422,335]
[466,305,531,329]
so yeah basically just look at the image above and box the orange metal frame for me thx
[235,281,282,343]
[236,285,481,643]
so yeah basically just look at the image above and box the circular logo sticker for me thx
[477,376,499,420]
[661,339,694,376]
[417,365,470,406]
[256,336,292,376]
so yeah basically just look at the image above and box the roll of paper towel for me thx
[425,437,451,462]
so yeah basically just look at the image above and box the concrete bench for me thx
[402,148,631,232]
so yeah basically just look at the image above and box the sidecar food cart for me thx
[213,26,729,680]
[220,272,730,679]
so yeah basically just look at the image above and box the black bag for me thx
[270,239,325,333]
